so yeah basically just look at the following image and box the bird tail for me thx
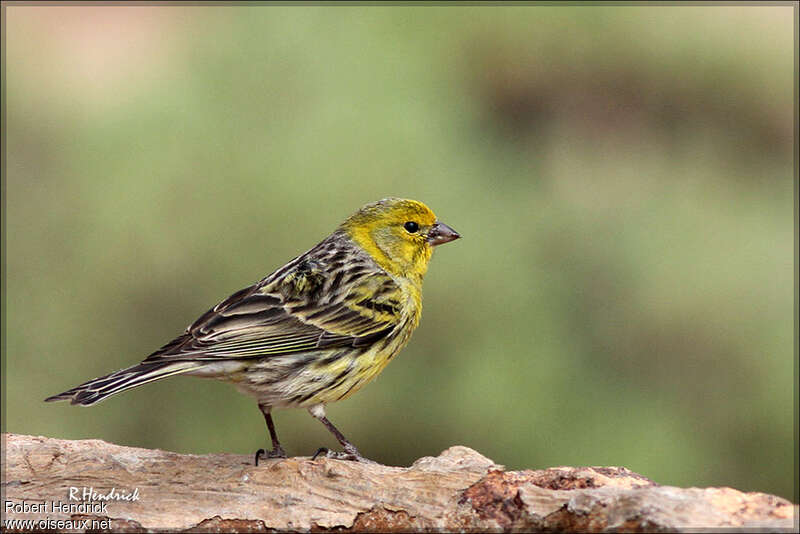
[44,360,201,406]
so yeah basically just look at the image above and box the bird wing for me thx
[142,247,404,362]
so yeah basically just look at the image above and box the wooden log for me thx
[2,433,796,532]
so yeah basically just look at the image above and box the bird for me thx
[45,197,460,464]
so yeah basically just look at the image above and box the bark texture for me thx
[2,433,797,532]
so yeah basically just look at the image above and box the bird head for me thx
[342,198,460,279]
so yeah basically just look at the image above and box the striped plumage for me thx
[45,198,460,462]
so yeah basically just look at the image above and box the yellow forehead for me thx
[345,198,437,227]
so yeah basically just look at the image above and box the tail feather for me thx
[44,361,201,406]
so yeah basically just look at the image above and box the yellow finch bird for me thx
[46,198,460,463]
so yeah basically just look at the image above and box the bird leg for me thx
[255,403,287,465]
[308,405,375,463]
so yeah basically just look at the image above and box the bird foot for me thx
[311,447,376,463]
[254,446,287,466]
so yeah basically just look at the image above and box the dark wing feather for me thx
[143,237,403,363]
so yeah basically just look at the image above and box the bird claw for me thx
[254,446,287,466]
[311,447,375,463]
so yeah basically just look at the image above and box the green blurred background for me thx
[3,5,796,500]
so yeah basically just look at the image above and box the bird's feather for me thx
[141,232,405,363]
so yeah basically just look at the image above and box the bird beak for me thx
[427,222,460,246]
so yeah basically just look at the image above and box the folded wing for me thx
[142,261,403,363]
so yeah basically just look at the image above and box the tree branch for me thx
[2,433,796,532]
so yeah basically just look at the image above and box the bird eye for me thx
[403,221,419,233]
